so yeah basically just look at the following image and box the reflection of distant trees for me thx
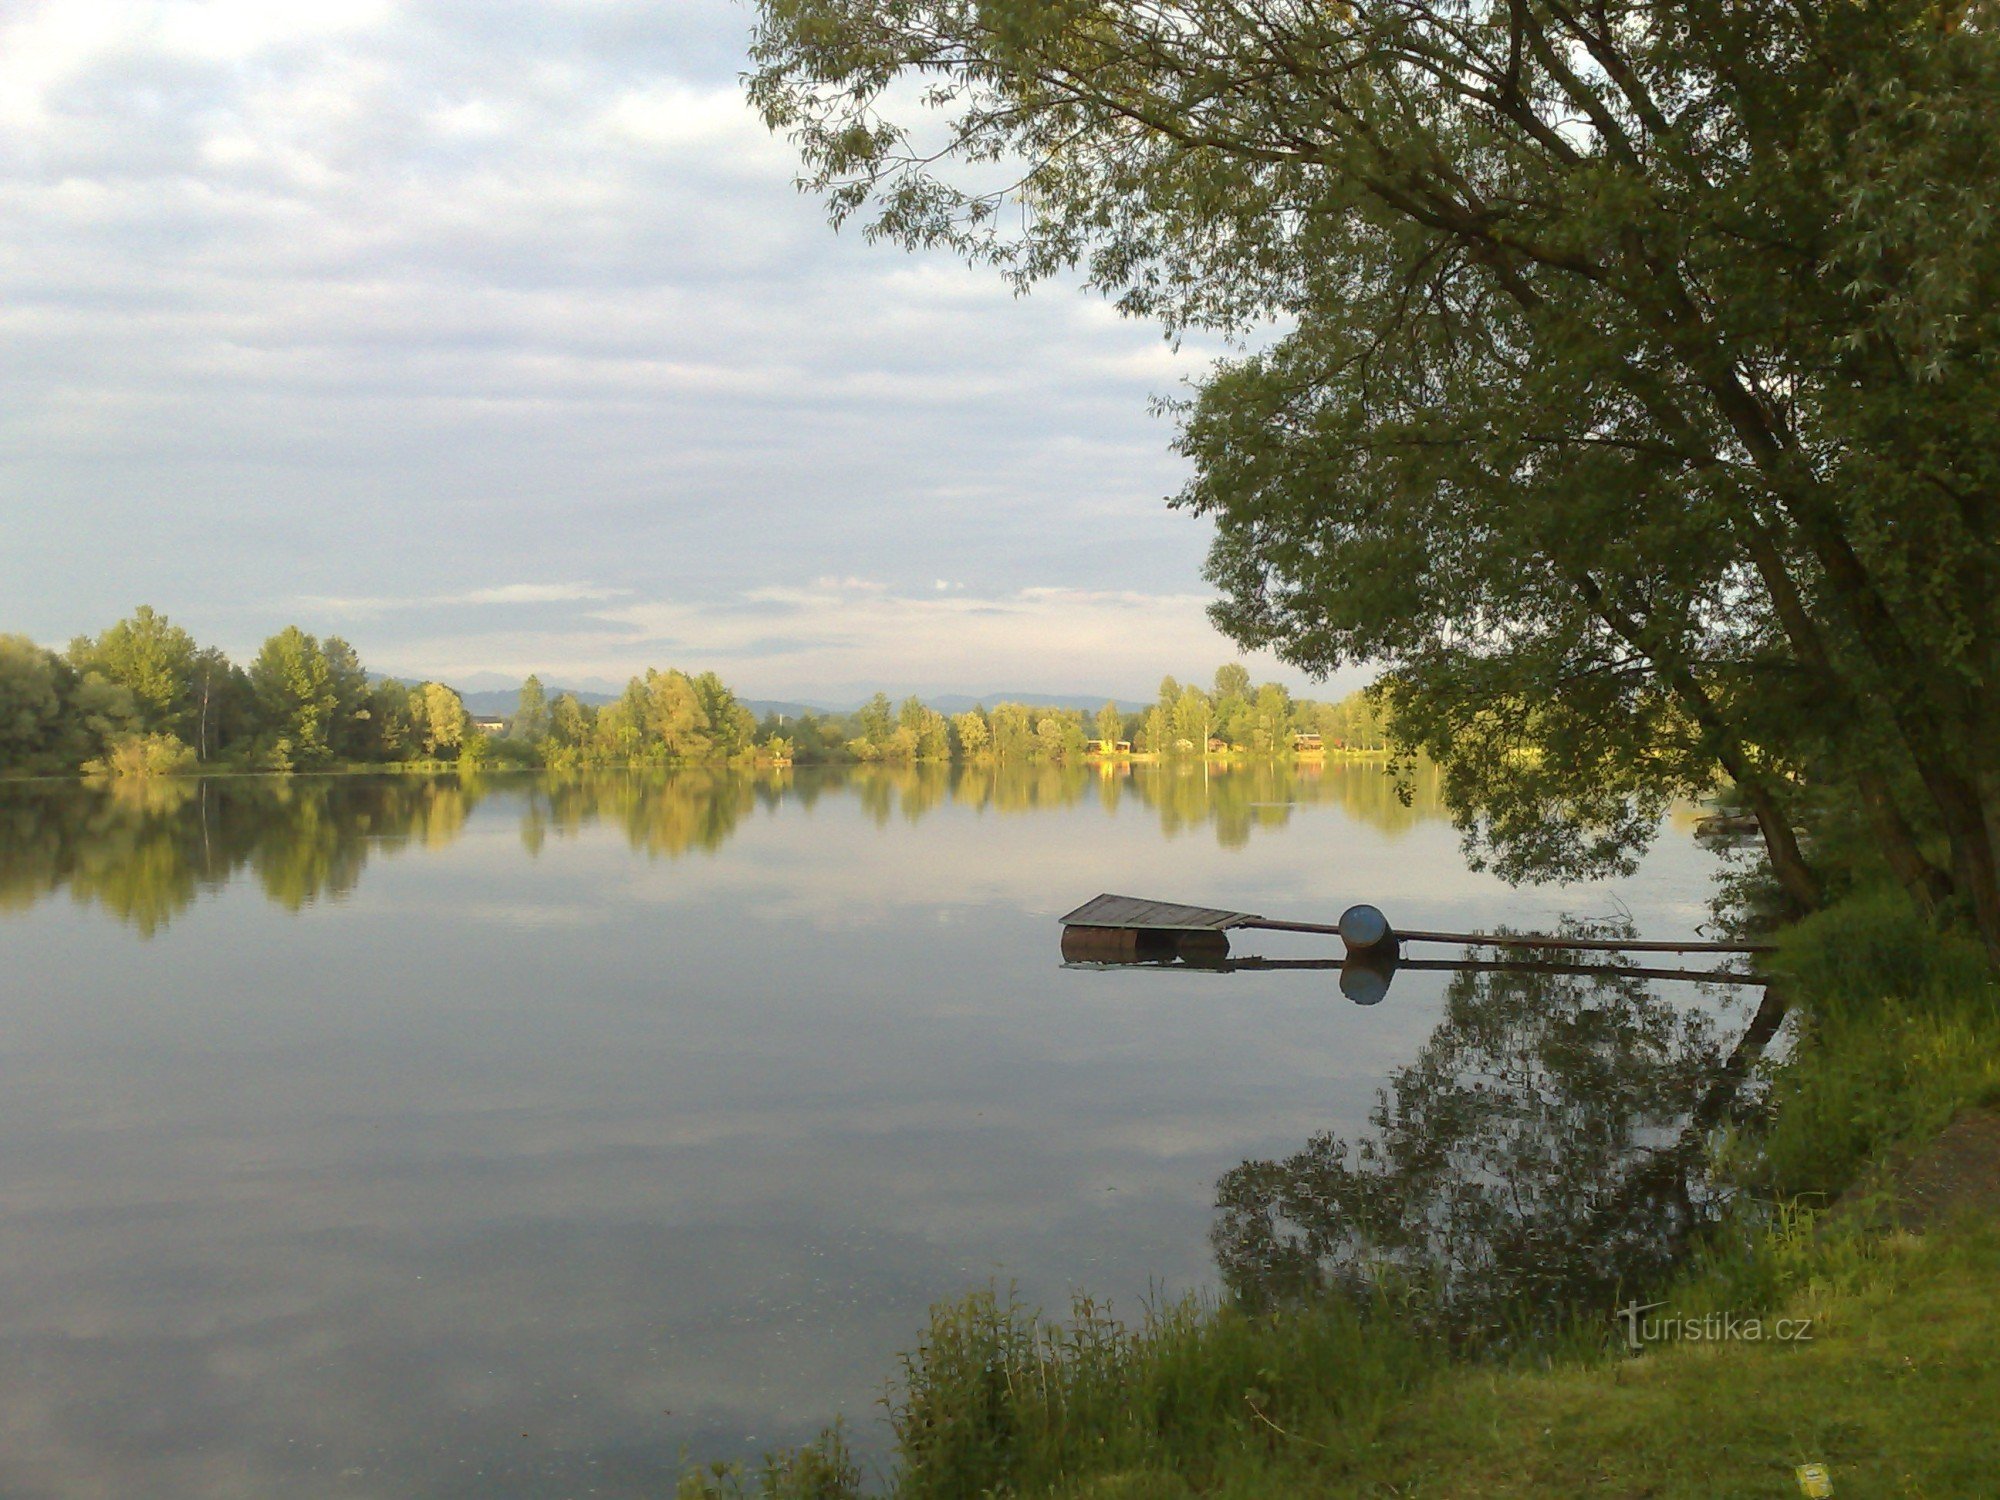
[0,759,1450,935]
[0,775,487,935]
[533,771,769,860]
[1123,758,1442,845]
[936,758,1442,841]
[1211,956,1781,1344]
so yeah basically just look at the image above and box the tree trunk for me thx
[1575,573,1823,915]
[1855,772,1953,916]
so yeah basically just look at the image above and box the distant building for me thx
[1084,739,1133,755]
[1293,732,1324,753]
[471,716,507,736]
[1206,736,1230,754]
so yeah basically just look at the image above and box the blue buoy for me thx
[1338,903,1396,956]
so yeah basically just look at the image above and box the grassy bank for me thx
[695,891,2000,1499]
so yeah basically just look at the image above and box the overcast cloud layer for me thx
[0,1,1351,700]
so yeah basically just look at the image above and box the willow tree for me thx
[752,1,2000,953]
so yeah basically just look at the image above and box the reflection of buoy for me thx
[1340,953,1396,1006]
[1338,903,1396,956]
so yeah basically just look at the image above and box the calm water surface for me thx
[0,764,1753,1496]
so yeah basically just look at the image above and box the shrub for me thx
[83,732,198,778]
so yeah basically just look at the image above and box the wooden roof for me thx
[1059,893,1259,931]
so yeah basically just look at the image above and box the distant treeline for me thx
[0,608,1390,777]
[771,663,1390,766]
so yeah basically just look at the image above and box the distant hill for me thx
[458,686,618,716]
[923,693,1147,715]
[743,700,831,721]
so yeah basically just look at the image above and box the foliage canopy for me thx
[750,0,2000,957]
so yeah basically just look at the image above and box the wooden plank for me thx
[1062,892,1779,954]
[1394,927,1776,954]
[1060,893,1258,931]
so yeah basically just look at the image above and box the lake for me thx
[0,763,1761,1496]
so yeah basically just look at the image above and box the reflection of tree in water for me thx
[0,760,1452,935]
[951,761,1091,816]
[1122,759,1442,846]
[0,775,487,934]
[251,777,476,909]
[1212,955,1782,1343]
[535,771,764,860]
[932,758,1442,844]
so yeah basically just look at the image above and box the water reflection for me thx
[0,775,477,935]
[0,761,1444,934]
[1063,941,1766,1003]
[0,760,1732,1495]
[1210,956,1787,1341]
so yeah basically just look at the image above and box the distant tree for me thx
[597,679,650,761]
[918,711,951,759]
[365,678,417,760]
[1213,694,1252,750]
[1213,663,1252,704]
[187,646,251,761]
[249,627,341,766]
[988,702,1033,761]
[548,692,591,749]
[512,675,549,742]
[858,692,894,746]
[890,701,951,759]
[693,671,755,757]
[1094,701,1122,746]
[1035,713,1085,762]
[415,681,470,756]
[1251,683,1293,754]
[1173,685,1214,751]
[953,709,990,758]
[0,635,70,771]
[321,638,371,758]
[646,669,713,759]
[71,606,198,737]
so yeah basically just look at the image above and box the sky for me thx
[0,0,1359,703]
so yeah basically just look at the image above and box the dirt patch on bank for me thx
[1883,1107,2000,1229]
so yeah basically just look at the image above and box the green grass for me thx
[1261,1218,2000,1499]
[699,888,2000,1498]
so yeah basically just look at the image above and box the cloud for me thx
[298,583,632,614]
[359,581,1353,701]
[0,2,1323,701]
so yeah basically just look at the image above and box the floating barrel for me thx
[1061,925,1228,965]
[1061,926,1185,963]
[1062,925,1136,961]
[1337,903,1396,957]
